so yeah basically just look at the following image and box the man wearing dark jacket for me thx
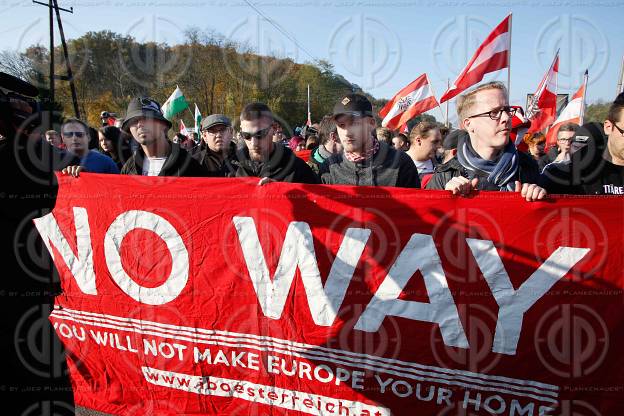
[319,94,420,188]
[235,102,318,184]
[307,114,343,175]
[0,73,78,413]
[541,94,624,195]
[120,97,207,177]
[426,82,546,201]
[192,114,239,176]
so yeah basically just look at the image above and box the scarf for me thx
[456,136,519,191]
[344,137,380,163]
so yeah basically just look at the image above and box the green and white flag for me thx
[194,104,202,133]
[162,86,189,120]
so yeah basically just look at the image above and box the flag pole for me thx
[579,70,589,125]
[545,52,559,135]
[426,75,446,123]
[617,55,624,95]
[445,78,450,127]
[506,12,512,101]
[307,84,311,125]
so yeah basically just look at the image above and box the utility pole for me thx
[33,0,78,128]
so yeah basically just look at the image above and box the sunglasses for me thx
[240,127,271,141]
[610,121,624,136]
[63,131,86,138]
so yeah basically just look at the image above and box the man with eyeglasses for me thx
[235,102,318,185]
[192,114,238,176]
[426,82,546,201]
[541,93,624,195]
[539,124,577,170]
[319,94,420,188]
[61,118,119,174]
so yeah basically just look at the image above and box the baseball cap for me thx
[332,94,374,118]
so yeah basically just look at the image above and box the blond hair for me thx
[408,121,439,144]
[456,82,508,122]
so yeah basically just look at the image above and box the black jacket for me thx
[0,137,79,409]
[235,143,319,184]
[541,154,624,195]
[120,142,208,177]
[539,123,620,195]
[191,142,239,177]
[426,151,540,190]
[319,142,421,188]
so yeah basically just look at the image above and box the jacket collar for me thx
[133,140,179,176]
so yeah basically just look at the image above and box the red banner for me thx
[35,174,624,415]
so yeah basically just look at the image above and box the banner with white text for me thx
[35,174,624,415]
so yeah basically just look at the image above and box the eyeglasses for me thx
[203,126,229,135]
[467,106,517,120]
[62,131,85,138]
[610,121,624,137]
[557,137,573,143]
[240,127,271,141]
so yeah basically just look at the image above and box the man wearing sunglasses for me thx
[426,82,546,201]
[319,94,421,188]
[235,102,318,185]
[541,93,624,195]
[61,118,119,174]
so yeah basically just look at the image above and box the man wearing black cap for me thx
[235,102,318,184]
[0,72,77,412]
[439,128,466,164]
[318,93,420,188]
[192,114,239,176]
[541,93,624,195]
[120,97,207,177]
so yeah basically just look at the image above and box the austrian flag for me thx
[440,14,511,103]
[527,52,559,134]
[379,74,439,130]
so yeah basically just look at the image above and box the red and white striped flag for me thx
[527,51,559,133]
[439,14,511,103]
[545,70,587,149]
[510,106,530,147]
[179,120,190,136]
[379,74,439,131]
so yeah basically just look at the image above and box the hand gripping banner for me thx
[34,174,624,415]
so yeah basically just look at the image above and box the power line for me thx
[242,0,319,64]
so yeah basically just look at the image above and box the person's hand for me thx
[444,177,478,196]
[515,181,547,201]
[61,165,84,177]
[257,177,276,186]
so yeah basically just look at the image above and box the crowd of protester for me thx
[1,70,624,414]
[42,80,623,198]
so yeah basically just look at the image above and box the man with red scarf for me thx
[319,94,420,188]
